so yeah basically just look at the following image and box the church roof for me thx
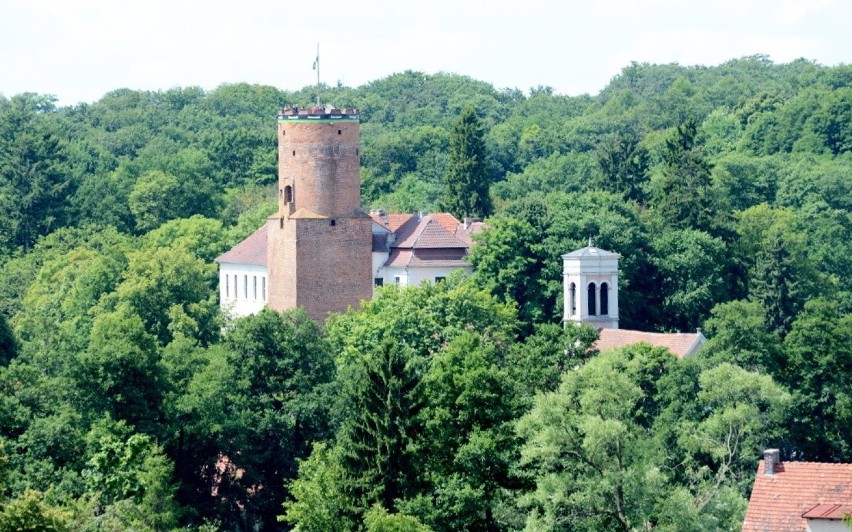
[562,245,621,259]
[595,329,706,359]
[215,225,267,266]
[742,459,852,531]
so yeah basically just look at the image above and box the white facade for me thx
[563,245,620,329]
[806,519,848,532]
[377,264,471,288]
[219,263,268,317]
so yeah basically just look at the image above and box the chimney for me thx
[764,449,780,476]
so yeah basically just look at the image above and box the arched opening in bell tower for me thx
[588,283,597,316]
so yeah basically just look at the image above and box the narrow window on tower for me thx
[284,185,293,203]
[569,282,576,316]
[600,282,609,315]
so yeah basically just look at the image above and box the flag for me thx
[312,56,318,70]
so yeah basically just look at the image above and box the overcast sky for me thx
[2,0,850,107]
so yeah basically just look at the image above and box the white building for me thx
[215,225,269,318]
[563,241,706,358]
[562,241,620,330]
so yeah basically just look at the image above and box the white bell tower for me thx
[563,240,620,329]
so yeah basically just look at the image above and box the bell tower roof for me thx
[562,245,621,259]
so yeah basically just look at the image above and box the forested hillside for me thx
[0,55,850,530]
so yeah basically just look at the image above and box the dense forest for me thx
[0,55,850,530]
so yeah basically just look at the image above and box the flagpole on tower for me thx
[312,43,320,107]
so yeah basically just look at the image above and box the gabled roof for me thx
[595,329,706,359]
[385,248,470,269]
[217,212,481,270]
[392,215,469,250]
[215,225,267,266]
[743,460,852,531]
[369,212,415,232]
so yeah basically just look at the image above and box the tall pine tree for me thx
[442,106,491,219]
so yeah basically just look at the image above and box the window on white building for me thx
[394,276,402,285]
[262,277,266,301]
[233,275,238,299]
[588,283,597,316]
[569,282,576,316]
[600,282,609,315]
[375,278,384,287]
[225,274,230,298]
[253,276,257,301]
[244,275,248,300]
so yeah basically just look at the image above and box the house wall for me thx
[219,263,268,317]
[806,520,848,532]
[379,265,472,287]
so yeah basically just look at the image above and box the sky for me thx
[1,0,850,107]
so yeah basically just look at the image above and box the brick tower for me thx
[267,106,373,321]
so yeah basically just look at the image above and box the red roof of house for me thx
[216,213,482,269]
[385,248,470,269]
[742,460,852,531]
[215,225,267,266]
[369,212,414,232]
[801,503,852,520]
[393,216,470,249]
[594,329,706,359]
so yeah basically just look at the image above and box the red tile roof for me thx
[385,248,470,268]
[743,460,852,531]
[217,213,480,269]
[369,212,414,232]
[393,217,469,249]
[430,212,461,234]
[215,225,267,266]
[801,503,852,520]
[595,329,706,359]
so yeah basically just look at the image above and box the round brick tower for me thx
[267,106,372,321]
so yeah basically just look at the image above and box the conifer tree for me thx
[338,339,423,515]
[442,106,491,219]
[652,118,723,235]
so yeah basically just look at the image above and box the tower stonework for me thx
[267,106,372,321]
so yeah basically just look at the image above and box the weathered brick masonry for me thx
[267,108,372,321]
